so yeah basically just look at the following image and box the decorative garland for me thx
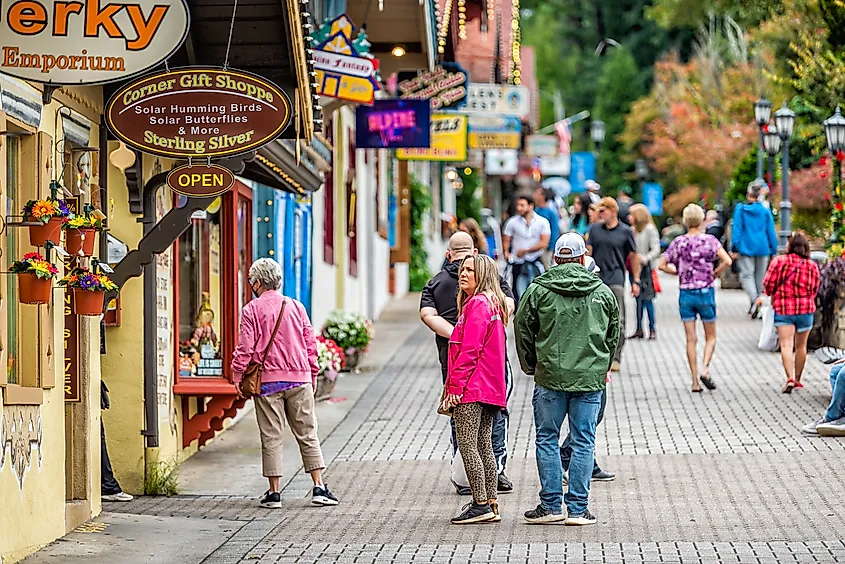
[458,0,467,40]
[437,0,454,55]
[510,0,522,85]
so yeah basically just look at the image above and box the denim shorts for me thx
[678,287,716,323]
[773,312,814,333]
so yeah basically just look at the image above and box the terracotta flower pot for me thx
[72,288,104,316]
[18,273,52,304]
[65,228,97,256]
[28,217,63,247]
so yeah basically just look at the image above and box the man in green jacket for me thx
[515,232,620,526]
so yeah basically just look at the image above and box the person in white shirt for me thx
[585,179,602,204]
[502,195,551,303]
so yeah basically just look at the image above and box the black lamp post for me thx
[824,106,845,243]
[762,123,780,197]
[774,102,795,250]
[754,98,772,180]
[591,120,605,182]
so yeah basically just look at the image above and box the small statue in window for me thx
[191,292,219,360]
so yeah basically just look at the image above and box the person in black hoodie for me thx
[420,232,516,495]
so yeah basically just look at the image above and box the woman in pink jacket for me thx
[443,254,509,524]
[232,258,338,510]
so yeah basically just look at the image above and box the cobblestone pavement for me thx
[104,278,845,563]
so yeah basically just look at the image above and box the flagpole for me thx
[537,110,591,135]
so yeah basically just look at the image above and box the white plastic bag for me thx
[451,447,469,488]
[758,296,779,352]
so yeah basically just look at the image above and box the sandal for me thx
[692,387,702,393]
[795,381,804,389]
[782,380,796,394]
[699,375,717,391]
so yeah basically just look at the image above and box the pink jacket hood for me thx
[231,291,319,386]
[446,294,507,407]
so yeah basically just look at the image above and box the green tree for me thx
[409,174,431,292]
[456,170,483,224]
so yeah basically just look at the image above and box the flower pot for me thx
[28,217,63,247]
[343,349,362,372]
[18,273,51,304]
[65,228,97,256]
[72,288,105,316]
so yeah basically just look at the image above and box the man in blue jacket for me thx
[731,180,778,316]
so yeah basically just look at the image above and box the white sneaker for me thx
[802,419,827,435]
[102,492,134,502]
[817,418,845,437]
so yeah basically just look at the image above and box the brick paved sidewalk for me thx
[37,278,845,564]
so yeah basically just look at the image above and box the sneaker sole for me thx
[489,515,502,522]
[524,514,566,524]
[496,488,513,494]
[565,517,597,525]
[817,427,845,437]
[591,476,616,482]
[259,502,282,509]
[312,496,339,506]
[451,513,495,524]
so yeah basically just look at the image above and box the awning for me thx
[243,140,324,195]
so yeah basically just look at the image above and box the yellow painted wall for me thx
[0,85,103,563]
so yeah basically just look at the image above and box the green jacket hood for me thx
[533,263,604,297]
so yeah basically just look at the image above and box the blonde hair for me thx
[682,203,705,228]
[629,204,653,233]
[456,254,509,325]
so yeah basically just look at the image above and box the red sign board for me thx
[105,67,292,158]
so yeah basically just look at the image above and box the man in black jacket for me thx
[420,232,515,495]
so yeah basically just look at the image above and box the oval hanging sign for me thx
[0,0,190,85]
[106,67,292,158]
[166,164,235,198]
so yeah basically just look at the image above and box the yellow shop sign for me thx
[397,114,467,162]
[469,131,521,150]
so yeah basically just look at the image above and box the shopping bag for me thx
[451,447,469,488]
[757,296,779,352]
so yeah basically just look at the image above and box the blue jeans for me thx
[533,385,602,516]
[636,296,656,333]
[560,389,606,474]
[826,364,845,422]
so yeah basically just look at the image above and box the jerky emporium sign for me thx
[0,0,190,84]
[106,67,292,158]
[397,63,469,111]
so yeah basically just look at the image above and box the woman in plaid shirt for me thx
[762,233,820,394]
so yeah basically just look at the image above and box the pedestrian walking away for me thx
[515,232,620,526]
[419,232,515,496]
[803,358,845,436]
[731,180,778,317]
[762,232,820,394]
[503,194,551,304]
[629,204,661,340]
[616,185,635,226]
[232,257,338,509]
[442,254,509,524]
[533,187,560,268]
[586,197,641,372]
[659,204,732,393]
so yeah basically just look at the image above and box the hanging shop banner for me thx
[167,164,236,197]
[397,114,467,161]
[485,149,519,175]
[355,99,430,149]
[106,67,292,158]
[526,135,559,158]
[643,182,664,216]
[64,196,80,402]
[396,63,469,111]
[468,115,522,150]
[312,14,380,104]
[465,85,530,116]
[569,152,596,194]
[0,0,190,85]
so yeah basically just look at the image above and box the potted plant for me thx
[315,336,345,401]
[62,213,102,256]
[321,311,374,371]
[9,252,58,304]
[818,255,845,348]
[22,198,71,247]
[58,266,118,316]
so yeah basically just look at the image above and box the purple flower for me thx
[79,274,97,289]
[58,200,70,216]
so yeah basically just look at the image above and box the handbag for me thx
[437,385,453,416]
[652,268,662,293]
[240,299,287,398]
[757,261,803,352]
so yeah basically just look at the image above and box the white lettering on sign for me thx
[465,85,530,116]
[313,51,375,78]
[0,0,190,85]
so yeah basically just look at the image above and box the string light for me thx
[510,0,522,84]
[437,0,453,54]
[485,0,495,36]
[458,0,467,40]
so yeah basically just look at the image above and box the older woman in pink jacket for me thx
[232,258,338,510]
[443,254,508,525]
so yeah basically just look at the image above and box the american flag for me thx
[554,120,571,155]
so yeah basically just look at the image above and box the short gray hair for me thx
[249,257,283,290]
[747,180,764,199]
[682,203,705,228]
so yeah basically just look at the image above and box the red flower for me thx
[825,192,832,201]
[837,150,845,162]
[836,202,843,212]
[821,156,828,166]
[821,171,828,179]
[762,124,769,133]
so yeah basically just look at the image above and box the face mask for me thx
[250,282,260,298]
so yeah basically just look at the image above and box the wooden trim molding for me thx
[3,384,43,405]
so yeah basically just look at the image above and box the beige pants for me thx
[254,384,325,477]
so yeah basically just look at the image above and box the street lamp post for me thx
[754,98,772,180]
[774,103,796,250]
[824,106,845,244]
[591,119,605,182]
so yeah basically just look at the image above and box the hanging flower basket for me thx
[22,198,71,247]
[65,228,97,256]
[72,288,105,316]
[10,252,58,305]
[58,266,118,316]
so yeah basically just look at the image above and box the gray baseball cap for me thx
[554,232,587,259]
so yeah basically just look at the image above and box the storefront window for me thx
[5,138,19,384]
[178,201,224,378]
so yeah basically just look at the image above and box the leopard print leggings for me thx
[453,402,498,504]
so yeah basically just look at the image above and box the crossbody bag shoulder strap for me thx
[772,260,803,297]
[259,298,287,365]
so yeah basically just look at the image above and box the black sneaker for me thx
[451,502,494,524]
[312,484,339,506]
[565,509,597,525]
[497,473,513,493]
[523,504,565,524]
[592,469,616,482]
[451,479,472,496]
[259,491,281,509]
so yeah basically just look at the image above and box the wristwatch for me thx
[633,280,641,286]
